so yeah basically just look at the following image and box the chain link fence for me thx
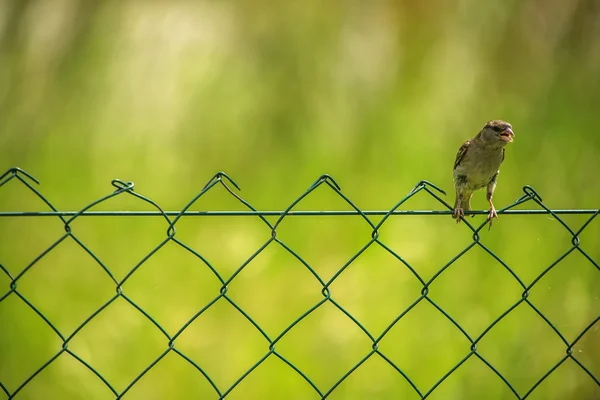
[0,167,598,399]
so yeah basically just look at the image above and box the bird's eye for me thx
[491,125,503,132]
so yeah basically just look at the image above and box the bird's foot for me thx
[487,205,499,228]
[452,207,464,223]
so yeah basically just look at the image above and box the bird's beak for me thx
[500,127,514,143]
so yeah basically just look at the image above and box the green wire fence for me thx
[0,167,598,399]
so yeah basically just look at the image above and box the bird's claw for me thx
[487,206,499,229]
[453,207,464,223]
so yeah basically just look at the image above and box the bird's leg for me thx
[453,191,465,223]
[468,193,475,218]
[486,173,499,227]
[487,197,498,224]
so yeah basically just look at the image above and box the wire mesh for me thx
[0,166,598,399]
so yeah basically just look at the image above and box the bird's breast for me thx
[454,147,503,190]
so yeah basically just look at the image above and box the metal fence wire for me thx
[0,167,599,399]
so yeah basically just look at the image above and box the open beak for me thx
[500,127,514,143]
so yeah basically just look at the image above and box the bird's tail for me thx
[460,197,471,212]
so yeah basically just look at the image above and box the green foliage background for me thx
[1,1,599,399]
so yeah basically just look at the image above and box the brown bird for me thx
[452,120,514,226]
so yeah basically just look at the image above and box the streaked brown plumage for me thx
[452,120,514,226]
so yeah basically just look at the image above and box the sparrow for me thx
[452,120,514,226]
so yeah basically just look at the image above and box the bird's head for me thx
[480,120,514,144]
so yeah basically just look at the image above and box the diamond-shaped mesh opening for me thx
[378,300,471,392]
[123,239,224,333]
[273,179,376,284]
[476,303,568,394]
[0,169,598,399]
[171,179,274,281]
[428,245,524,336]
[274,301,374,391]
[15,238,115,336]
[225,242,325,336]
[327,243,424,334]
[174,297,269,391]
[65,296,167,392]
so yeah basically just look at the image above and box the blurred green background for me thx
[1,0,599,399]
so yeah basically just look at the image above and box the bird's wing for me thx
[453,140,471,170]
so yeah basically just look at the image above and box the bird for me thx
[452,120,514,226]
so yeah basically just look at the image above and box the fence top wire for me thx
[0,166,599,400]
[1,209,598,217]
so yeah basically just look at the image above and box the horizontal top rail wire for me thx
[0,166,599,400]
[0,210,597,217]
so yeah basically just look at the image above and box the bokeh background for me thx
[1,0,599,399]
